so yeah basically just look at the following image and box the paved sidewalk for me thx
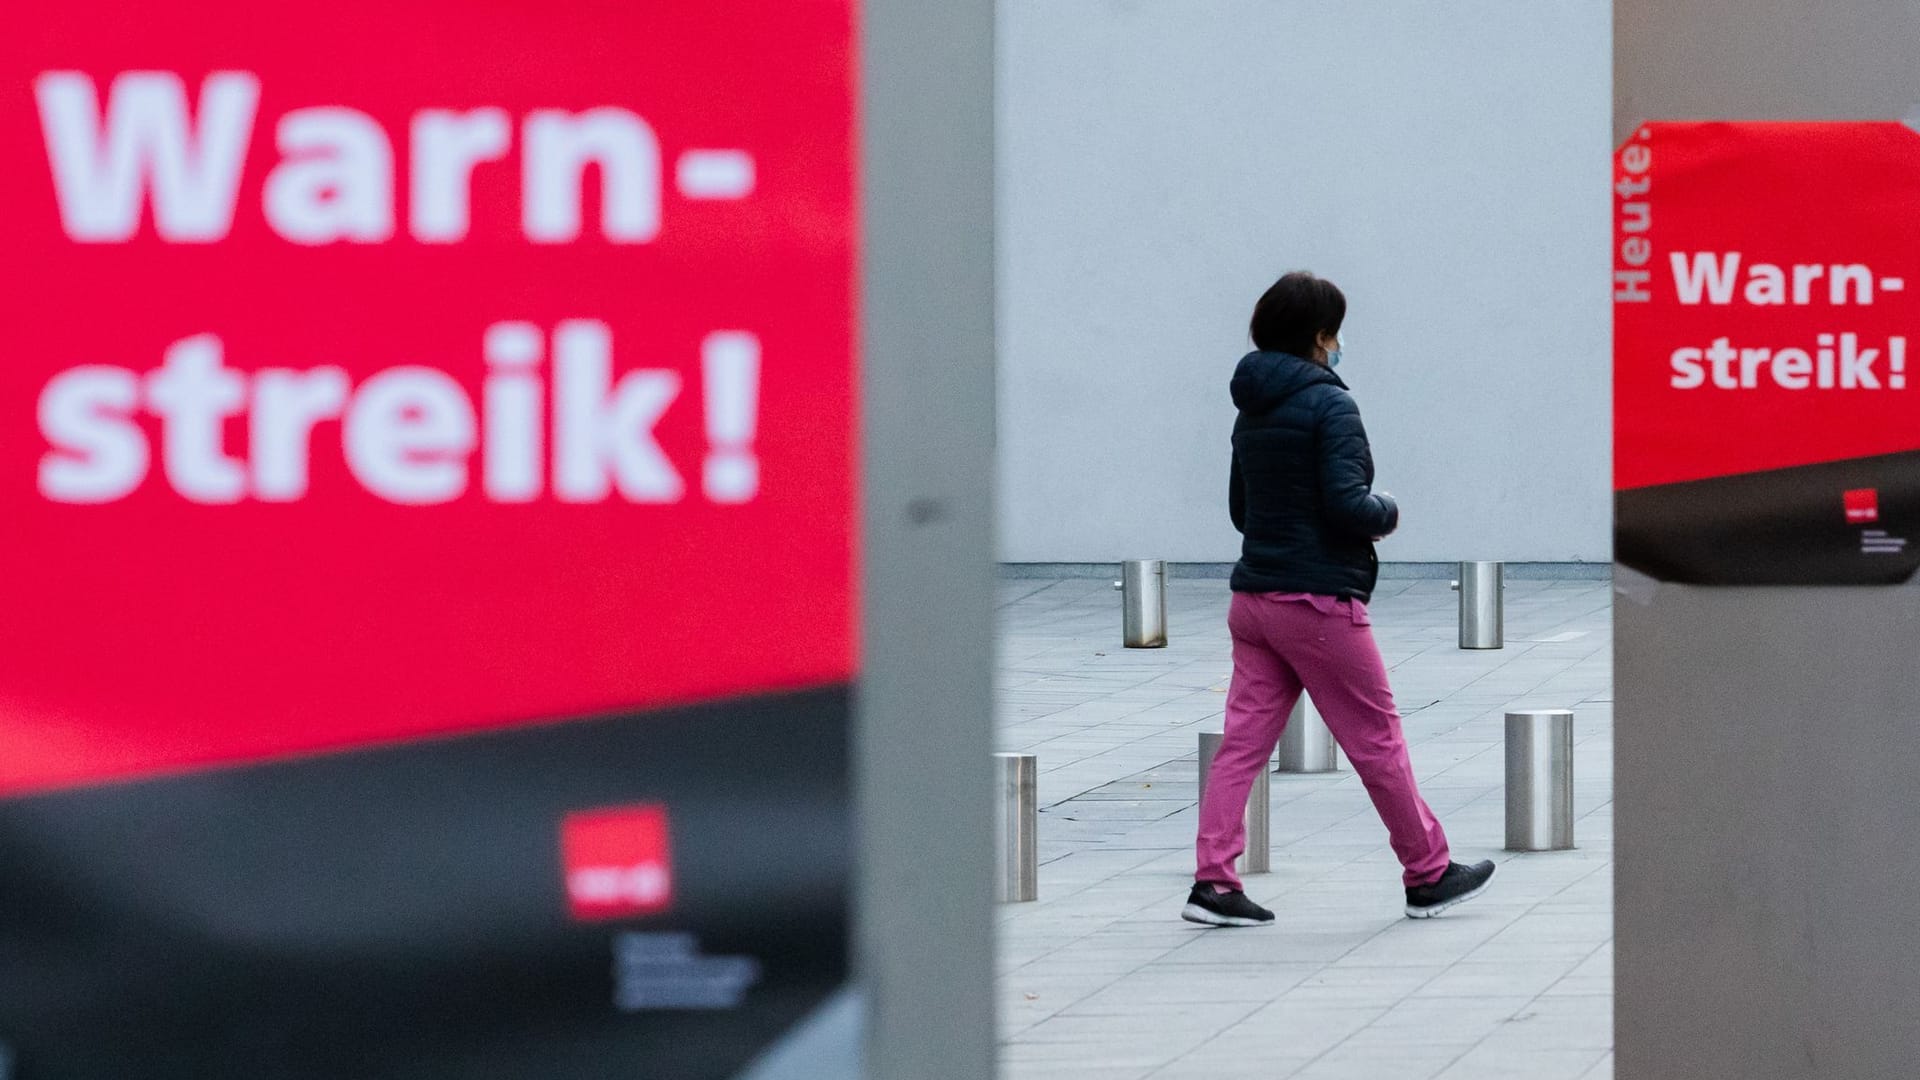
[995,577,1613,1080]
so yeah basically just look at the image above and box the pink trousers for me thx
[1195,591,1451,891]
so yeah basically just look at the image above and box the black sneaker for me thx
[1180,883,1275,927]
[1404,860,1496,919]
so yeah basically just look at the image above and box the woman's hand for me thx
[1373,490,1396,541]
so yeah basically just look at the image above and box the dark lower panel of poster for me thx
[0,685,851,1080]
[1616,449,1920,585]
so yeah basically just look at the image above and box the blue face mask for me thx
[1327,348,1342,369]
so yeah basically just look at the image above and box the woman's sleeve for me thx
[1315,392,1399,539]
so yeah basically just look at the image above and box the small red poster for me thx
[1615,122,1920,584]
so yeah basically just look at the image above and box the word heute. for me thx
[1613,130,1653,304]
[38,323,763,506]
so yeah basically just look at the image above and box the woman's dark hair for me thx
[1249,272,1345,357]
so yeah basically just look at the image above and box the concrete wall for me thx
[996,1,1613,564]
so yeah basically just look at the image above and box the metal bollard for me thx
[995,753,1038,902]
[1197,732,1269,874]
[1113,560,1167,648]
[1276,694,1342,773]
[1452,561,1505,649]
[1505,710,1575,851]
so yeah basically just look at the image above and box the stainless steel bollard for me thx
[1113,560,1167,648]
[1197,732,1270,874]
[1276,693,1342,773]
[1452,561,1505,649]
[995,753,1038,902]
[1505,710,1575,851]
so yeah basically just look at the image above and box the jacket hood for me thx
[1230,350,1346,411]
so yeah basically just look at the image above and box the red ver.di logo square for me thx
[564,805,674,921]
[1846,488,1881,524]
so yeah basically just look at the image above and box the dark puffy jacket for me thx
[1228,351,1399,601]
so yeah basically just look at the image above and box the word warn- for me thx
[34,71,731,245]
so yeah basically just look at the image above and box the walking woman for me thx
[1182,271,1495,927]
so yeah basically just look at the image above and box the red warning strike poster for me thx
[1615,122,1920,585]
[0,3,857,1077]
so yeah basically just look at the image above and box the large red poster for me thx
[0,4,857,1076]
[1615,122,1920,584]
